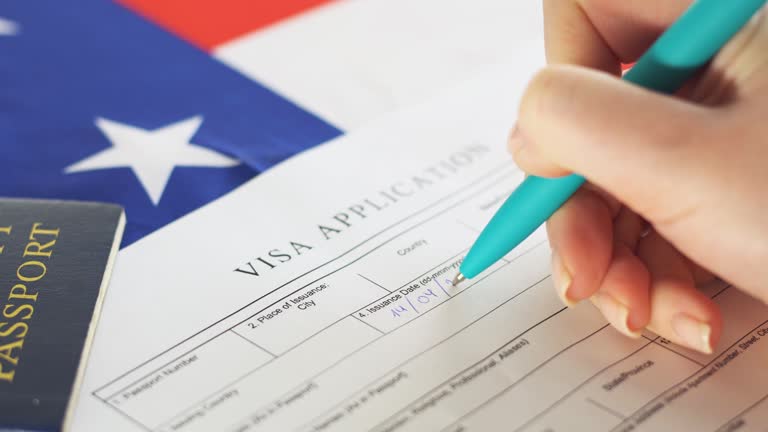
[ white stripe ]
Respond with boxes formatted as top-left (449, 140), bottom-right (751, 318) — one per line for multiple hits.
top-left (214, 0), bottom-right (543, 129)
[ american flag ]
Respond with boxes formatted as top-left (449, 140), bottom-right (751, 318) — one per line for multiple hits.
top-left (1, 0), bottom-right (543, 247)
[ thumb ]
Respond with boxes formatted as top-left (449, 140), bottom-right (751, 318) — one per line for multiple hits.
top-left (513, 64), bottom-right (721, 226)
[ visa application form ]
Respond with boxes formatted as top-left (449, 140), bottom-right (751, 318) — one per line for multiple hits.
top-left (72, 52), bottom-right (768, 432)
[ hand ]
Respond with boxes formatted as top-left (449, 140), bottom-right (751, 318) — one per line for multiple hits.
top-left (510, 0), bottom-right (768, 353)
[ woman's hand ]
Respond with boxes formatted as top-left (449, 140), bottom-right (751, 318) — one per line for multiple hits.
top-left (510, 0), bottom-right (768, 353)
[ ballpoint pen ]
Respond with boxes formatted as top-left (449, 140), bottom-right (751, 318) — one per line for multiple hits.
top-left (453, 0), bottom-right (767, 286)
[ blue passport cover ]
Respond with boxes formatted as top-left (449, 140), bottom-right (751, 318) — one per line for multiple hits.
top-left (0, 199), bottom-right (125, 431)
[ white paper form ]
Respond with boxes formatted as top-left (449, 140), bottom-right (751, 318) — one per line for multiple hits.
top-left (72, 54), bottom-right (768, 432)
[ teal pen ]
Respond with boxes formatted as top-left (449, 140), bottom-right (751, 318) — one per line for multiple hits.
top-left (454, 0), bottom-right (767, 285)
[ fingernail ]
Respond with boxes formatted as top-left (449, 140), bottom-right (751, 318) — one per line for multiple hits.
top-left (508, 125), bottom-right (525, 155)
top-left (591, 293), bottom-right (642, 338)
top-left (671, 314), bottom-right (713, 354)
top-left (551, 251), bottom-right (575, 307)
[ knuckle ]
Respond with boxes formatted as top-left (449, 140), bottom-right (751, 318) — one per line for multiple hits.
top-left (520, 68), bottom-right (558, 123)
top-left (519, 66), bottom-right (581, 129)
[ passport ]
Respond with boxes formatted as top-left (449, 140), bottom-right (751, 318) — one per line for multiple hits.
top-left (0, 199), bottom-right (125, 431)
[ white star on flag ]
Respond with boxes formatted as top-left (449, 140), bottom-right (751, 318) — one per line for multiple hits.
top-left (65, 116), bottom-right (240, 205)
top-left (0, 17), bottom-right (19, 36)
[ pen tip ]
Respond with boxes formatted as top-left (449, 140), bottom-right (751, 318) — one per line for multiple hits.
top-left (451, 273), bottom-right (466, 287)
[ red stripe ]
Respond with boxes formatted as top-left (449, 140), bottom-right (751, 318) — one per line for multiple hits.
top-left (117, 0), bottom-right (334, 51)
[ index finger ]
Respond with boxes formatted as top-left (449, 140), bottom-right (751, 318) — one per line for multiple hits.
top-left (543, 0), bottom-right (693, 71)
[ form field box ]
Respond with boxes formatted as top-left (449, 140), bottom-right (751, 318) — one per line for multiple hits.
top-left (157, 317), bottom-right (382, 432)
top-left (233, 271), bottom-right (384, 354)
top-left (351, 216), bottom-right (475, 292)
top-left (99, 331), bottom-right (273, 429)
